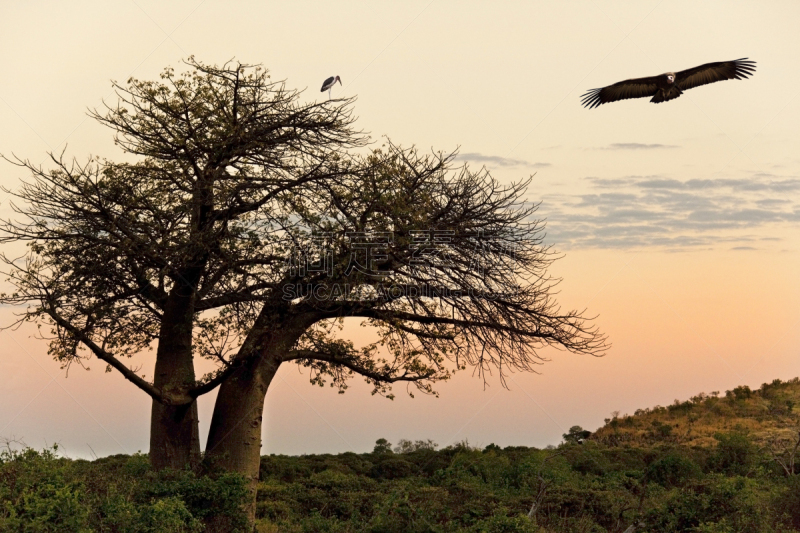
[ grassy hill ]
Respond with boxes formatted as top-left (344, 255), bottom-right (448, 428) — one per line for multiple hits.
top-left (1, 378), bottom-right (799, 532)
top-left (591, 377), bottom-right (800, 449)
top-left (252, 377), bottom-right (800, 532)
top-left (249, 380), bottom-right (800, 532)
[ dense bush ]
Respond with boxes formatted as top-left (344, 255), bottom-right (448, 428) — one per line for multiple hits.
top-left (4, 377), bottom-right (800, 531)
top-left (0, 444), bottom-right (249, 532)
top-left (2, 437), bottom-right (798, 532)
top-left (646, 451), bottom-right (701, 488)
top-left (250, 435), bottom-right (799, 532)
top-left (706, 431), bottom-right (757, 476)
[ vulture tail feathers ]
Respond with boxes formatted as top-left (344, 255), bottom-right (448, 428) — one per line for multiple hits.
top-left (651, 87), bottom-right (683, 104)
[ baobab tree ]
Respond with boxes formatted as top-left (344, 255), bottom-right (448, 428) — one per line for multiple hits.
top-left (0, 58), bottom-right (606, 524)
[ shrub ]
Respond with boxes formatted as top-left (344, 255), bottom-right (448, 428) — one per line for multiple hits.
top-left (650, 420), bottom-right (673, 439)
top-left (646, 452), bottom-right (701, 488)
top-left (372, 439), bottom-right (393, 454)
top-left (0, 444), bottom-right (249, 532)
top-left (707, 432), bottom-right (756, 476)
top-left (563, 426), bottom-right (591, 444)
top-left (393, 439), bottom-right (438, 454)
top-left (136, 497), bottom-right (204, 533)
top-left (369, 458), bottom-right (416, 480)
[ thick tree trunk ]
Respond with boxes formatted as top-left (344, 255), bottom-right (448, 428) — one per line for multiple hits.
top-left (202, 312), bottom-right (312, 530)
top-left (150, 400), bottom-right (201, 470)
top-left (149, 293), bottom-right (201, 470)
top-left (204, 352), bottom-right (281, 528)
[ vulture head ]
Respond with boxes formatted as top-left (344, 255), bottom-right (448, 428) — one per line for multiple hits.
top-left (666, 73), bottom-right (675, 84)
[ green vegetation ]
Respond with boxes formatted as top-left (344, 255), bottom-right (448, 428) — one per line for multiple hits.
top-left (0, 446), bottom-right (250, 532)
top-left (592, 377), bottom-right (800, 450)
top-left (2, 378), bottom-right (799, 531)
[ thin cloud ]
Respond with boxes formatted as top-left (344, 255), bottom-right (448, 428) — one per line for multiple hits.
top-left (588, 176), bottom-right (661, 188)
top-left (455, 152), bottom-right (550, 168)
top-left (540, 173), bottom-right (800, 250)
top-left (637, 177), bottom-right (800, 192)
top-left (603, 143), bottom-right (679, 150)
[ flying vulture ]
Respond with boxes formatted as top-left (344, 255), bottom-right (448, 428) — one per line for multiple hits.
top-left (581, 58), bottom-right (756, 108)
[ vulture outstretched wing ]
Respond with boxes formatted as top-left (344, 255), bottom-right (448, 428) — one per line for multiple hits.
top-left (675, 58), bottom-right (756, 90)
top-left (581, 76), bottom-right (660, 109)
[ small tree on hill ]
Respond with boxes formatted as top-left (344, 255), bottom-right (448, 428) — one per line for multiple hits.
top-left (563, 426), bottom-right (591, 444)
top-left (372, 439), bottom-right (393, 454)
top-left (394, 439), bottom-right (438, 454)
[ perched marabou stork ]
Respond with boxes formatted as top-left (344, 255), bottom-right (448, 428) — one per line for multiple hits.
top-left (321, 75), bottom-right (342, 99)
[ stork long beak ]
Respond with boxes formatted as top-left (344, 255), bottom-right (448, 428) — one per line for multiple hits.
top-left (338, 77), bottom-right (342, 85)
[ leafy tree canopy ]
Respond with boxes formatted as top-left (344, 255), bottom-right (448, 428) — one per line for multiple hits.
top-left (0, 57), bottom-right (605, 406)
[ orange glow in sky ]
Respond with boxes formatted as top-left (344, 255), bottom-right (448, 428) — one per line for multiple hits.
top-left (1, 1), bottom-right (798, 458)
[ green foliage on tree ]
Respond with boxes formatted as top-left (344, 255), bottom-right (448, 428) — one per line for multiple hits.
top-left (393, 439), bottom-right (438, 454)
top-left (707, 430), bottom-right (757, 476)
top-left (562, 425), bottom-right (591, 444)
top-left (372, 439), bottom-right (393, 454)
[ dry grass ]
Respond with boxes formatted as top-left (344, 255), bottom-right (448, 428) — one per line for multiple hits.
top-left (591, 377), bottom-right (800, 448)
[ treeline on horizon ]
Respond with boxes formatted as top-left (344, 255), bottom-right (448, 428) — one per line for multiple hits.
top-left (2, 377), bottom-right (799, 532)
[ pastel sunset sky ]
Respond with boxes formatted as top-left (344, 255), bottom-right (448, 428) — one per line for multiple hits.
top-left (1, 1), bottom-right (798, 458)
